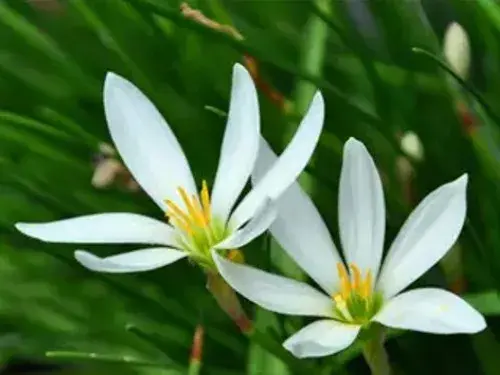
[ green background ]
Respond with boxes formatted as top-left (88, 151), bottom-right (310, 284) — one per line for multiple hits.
top-left (0, 0), bottom-right (500, 374)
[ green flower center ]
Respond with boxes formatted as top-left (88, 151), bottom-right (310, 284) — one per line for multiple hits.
top-left (332, 262), bottom-right (384, 325)
top-left (165, 181), bottom-right (233, 269)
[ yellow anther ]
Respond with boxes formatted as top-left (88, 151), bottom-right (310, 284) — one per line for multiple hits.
top-left (350, 263), bottom-right (362, 291)
top-left (201, 180), bottom-right (211, 223)
top-left (166, 200), bottom-right (193, 230)
top-left (227, 249), bottom-right (245, 264)
top-left (336, 262), bottom-right (351, 299)
top-left (177, 187), bottom-right (205, 227)
top-left (168, 216), bottom-right (192, 235)
top-left (360, 270), bottom-right (373, 298)
top-left (191, 194), bottom-right (208, 226)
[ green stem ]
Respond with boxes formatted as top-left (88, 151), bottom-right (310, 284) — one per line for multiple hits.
top-left (362, 329), bottom-right (392, 375)
top-left (188, 325), bottom-right (204, 375)
top-left (188, 361), bottom-right (201, 375)
top-left (207, 274), bottom-right (314, 373)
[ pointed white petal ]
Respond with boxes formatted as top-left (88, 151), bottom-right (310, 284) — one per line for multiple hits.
top-left (283, 320), bottom-right (361, 358)
top-left (338, 138), bottom-right (385, 278)
top-left (74, 248), bottom-right (187, 273)
top-left (377, 175), bottom-right (468, 298)
top-left (229, 92), bottom-right (325, 229)
top-left (252, 139), bottom-right (342, 295)
top-left (104, 72), bottom-right (197, 210)
top-left (211, 64), bottom-right (260, 223)
top-left (374, 288), bottom-right (486, 334)
top-left (214, 200), bottom-right (276, 249)
top-left (212, 250), bottom-right (333, 317)
top-left (16, 213), bottom-right (176, 246)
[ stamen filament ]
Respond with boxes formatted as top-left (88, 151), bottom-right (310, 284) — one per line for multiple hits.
top-left (191, 194), bottom-right (208, 226)
top-left (350, 263), bottom-right (362, 290)
top-left (334, 294), bottom-right (353, 321)
top-left (178, 187), bottom-right (204, 227)
top-left (201, 180), bottom-right (211, 223)
top-left (166, 200), bottom-right (194, 232)
top-left (360, 270), bottom-right (373, 298)
top-left (169, 216), bottom-right (192, 235)
top-left (337, 262), bottom-right (351, 299)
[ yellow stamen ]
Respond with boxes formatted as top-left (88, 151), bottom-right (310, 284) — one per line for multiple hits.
top-left (201, 180), bottom-right (211, 223)
top-left (178, 187), bottom-right (205, 227)
top-left (333, 294), bottom-right (345, 307)
top-left (336, 262), bottom-right (351, 299)
top-left (191, 194), bottom-right (208, 226)
top-left (168, 216), bottom-right (192, 235)
top-left (350, 263), bottom-right (362, 290)
top-left (360, 270), bottom-right (373, 298)
top-left (166, 200), bottom-right (194, 230)
top-left (227, 249), bottom-right (245, 264)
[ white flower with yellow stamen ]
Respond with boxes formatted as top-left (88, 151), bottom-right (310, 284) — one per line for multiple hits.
top-left (15, 63), bottom-right (325, 273)
top-left (213, 138), bottom-right (486, 358)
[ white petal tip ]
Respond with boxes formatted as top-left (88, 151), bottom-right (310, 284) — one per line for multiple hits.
top-left (104, 71), bottom-right (121, 84)
top-left (233, 62), bottom-right (247, 73)
top-left (232, 63), bottom-right (252, 82)
top-left (104, 72), bottom-right (131, 94)
top-left (282, 341), bottom-right (312, 359)
top-left (282, 338), bottom-right (333, 359)
top-left (456, 173), bottom-right (469, 186)
top-left (15, 222), bottom-right (47, 241)
top-left (345, 137), bottom-right (365, 149)
top-left (74, 250), bottom-right (102, 271)
top-left (461, 309), bottom-right (487, 334)
top-left (311, 91), bottom-right (324, 107)
top-left (15, 222), bottom-right (27, 233)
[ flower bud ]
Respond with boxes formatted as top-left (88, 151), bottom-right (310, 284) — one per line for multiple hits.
top-left (400, 131), bottom-right (424, 161)
top-left (443, 22), bottom-right (471, 80)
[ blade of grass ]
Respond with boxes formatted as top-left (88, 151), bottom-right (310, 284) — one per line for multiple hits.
top-left (412, 47), bottom-right (500, 125)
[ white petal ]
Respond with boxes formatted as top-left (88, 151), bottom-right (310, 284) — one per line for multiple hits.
top-left (374, 288), bottom-right (486, 334)
top-left (214, 200), bottom-right (276, 249)
top-left (283, 320), bottom-right (360, 358)
top-left (377, 174), bottom-right (468, 298)
top-left (16, 213), bottom-right (176, 246)
top-left (211, 64), bottom-right (260, 223)
top-left (229, 92), bottom-right (325, 229)
top-left (252, 139), bottom-right (342, 295)
top-left (338, 138), bottom-right (385, 278)
top-left (74, 248), bottom-right (187, 273)
top-left (212, 250), bottom-right (333, 317)
top-left (104, 72), bottom-right (197, 210)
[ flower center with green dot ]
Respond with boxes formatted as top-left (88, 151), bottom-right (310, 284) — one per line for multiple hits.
top-left (332, 263), bottom-right (383, 325)
top-left (164, 180), bottom-right (240, 269)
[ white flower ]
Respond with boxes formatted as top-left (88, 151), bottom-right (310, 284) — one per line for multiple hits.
top-left (213, 137), bottom-right (486, 358)
top-left (16, 64), bottom-right (325, 273)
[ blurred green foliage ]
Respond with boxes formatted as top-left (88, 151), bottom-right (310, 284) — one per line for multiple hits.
top-left (1, 0), bottom-right (500, 374)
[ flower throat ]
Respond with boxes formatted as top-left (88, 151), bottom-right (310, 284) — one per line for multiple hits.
top-left (165, 180), bottom-right (226, 257)
top-left (332, 262), bottom-right (383, 325)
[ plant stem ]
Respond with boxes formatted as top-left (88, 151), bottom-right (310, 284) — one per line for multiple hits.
top-left (188, 325), bottom-right (204, 375)
top-left (362, 329), bottom-right (392, 375)
top-left (206, 272), bottom-right (253, 333)
top-left (207, 273), bottom-right (314, 373)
